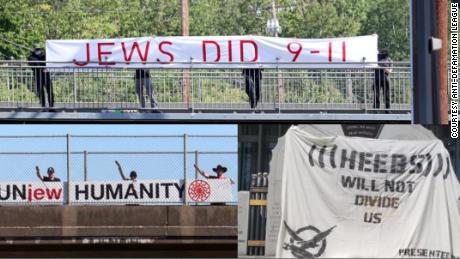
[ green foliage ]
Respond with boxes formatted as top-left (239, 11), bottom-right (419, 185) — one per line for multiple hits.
top-left (0, 0), bottom-right (411, 105)
top-left (0, 0), bottom-right (410, 60)
top-left (360, 0), bottom-right (410, 60)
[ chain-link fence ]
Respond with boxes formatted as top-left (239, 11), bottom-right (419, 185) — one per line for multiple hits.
top-left (0, 61), bottom-right (411, 112)
top-left (0, 134), bottom-right (237, 205)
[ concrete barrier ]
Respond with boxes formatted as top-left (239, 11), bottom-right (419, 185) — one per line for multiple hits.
top-left (0, 205), bottom-right (237, 239)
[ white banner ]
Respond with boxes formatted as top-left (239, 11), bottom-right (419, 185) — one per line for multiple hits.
top-left (0, 182), bottom-right (63, 204)
top-left (274, 127), bottom-right (460, 258)
top-left (70, 179), bottom-right (232, 204)
top-left (46, 35), bottom-right (378, 68)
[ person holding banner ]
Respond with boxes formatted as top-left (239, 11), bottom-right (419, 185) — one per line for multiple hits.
top-left (373, 49), bottom-right (393, 111)
top-left (242, 68), bottom-right (263, 109)
top-left (194, 163), bottom-right (235, 184)
top-left (134, 68), bottom-right (157, 110)
top-left (28, 43), bottom-right (54, 109)
top-left (115, 160), bottom-right (138, 181)
top-left (35, 166), bottom-right (61, 182)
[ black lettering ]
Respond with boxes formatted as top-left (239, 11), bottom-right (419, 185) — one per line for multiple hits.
top-left (161, 183), bottom-right (174, 198)
top-left (90, 184), bottom-right (104, 200)
top-left (423, 153), bottom-right (432, 176)
top-left (371, 179), bottom-right (379, 191)
top-left (106, 184), bottom-right (122, 199)
top-left (0, 185), bottom-right (10, 200)
top-left (358, 152), bottom-right (373, 172)
top-left (407, 181), bottom-right (415, 193)
top-left (391, 154), bottom-right (407, 173)
top-left (318, 145), bottom-right (326, 168)
top-left (124, 184), bottom-right (139, 199)
top-left (308, 145), bottom-right (317, 166)
top-left (355, 195), bottom-right (364, 205)
top-left (433, 154), bottom-right (443, 177)
top-left (340, 149), bottom-right (357, 169)
top-left (396, 181), bottom-right (405, 192)
top-left (174, 182), bottom-right (185, 198)
top-left (443, 156), bottom-right (451, 179)
top-left (409, 155), bottom-right (424, 174)
top-left (373, 154), bottom-right (387, 173)
top-left (140, 183), bottom-right (154, 199)
top-left (155, 183), bottom-right (160, 198)
top-left (385, 180), bottom-right (395, 192)
top-left (75, 184), bottom-right (89, 200)
top-left (341, 176), bottom-right (357, 188)
top-left (12, 184), bottom-right (26, 200)
top-left (364, 212), bottom-right (381, 224)
top-left (330, 145), bottom-right (337, 168)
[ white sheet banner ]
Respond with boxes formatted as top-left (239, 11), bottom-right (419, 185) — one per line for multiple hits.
top-left (69, 179), bottom-right (232, 204)
top-left (46, 35), bottom-right (378, 68)
top-left (0, 182), bottom-right (63, 204)
top-left (275, 127), bottom-right (460, 258)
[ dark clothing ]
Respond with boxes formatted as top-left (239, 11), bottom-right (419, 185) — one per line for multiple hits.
top-left (242, 69), bottom-right (263, 109)
top-left (373, 56), bottom-right (392, 109)
top-left (134, 69), bottom-right (156, 108)
top-left (135, 68), bottom-right (151, 79)
top-left (43, 176), bottom-right (61, 182)
top-left (28, 50), bottom-right (54, 108)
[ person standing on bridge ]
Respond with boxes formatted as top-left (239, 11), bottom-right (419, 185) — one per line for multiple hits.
top-left (35, 166), bottom-right (61, 182)
top-left (194, 163), bottom-right (235, 184)
top-left (28, 43), bottom-right (54, 109)
top-left (242, 68), bottom-right (263, 109)
top-left (134, 68), bottom-right (157, 110)
top-left (373, 49), bottom-right (393, 111)
top-left (115, 160), bottom-right (138, 182)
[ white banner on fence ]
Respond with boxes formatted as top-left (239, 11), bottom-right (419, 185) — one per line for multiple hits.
top-left (274, 127), bottom-right (460, 258)
top-left (46, 35), bottom-right (378, 68)
top-left (69, 179), bottom-right (232, 204)
top-left (0, 182), bottom-right (63, 204)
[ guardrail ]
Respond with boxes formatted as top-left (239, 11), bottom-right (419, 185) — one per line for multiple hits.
top-left (0, 61), bottom-right (411, 113)
top-left (0, 134), bottom-right (238, 205)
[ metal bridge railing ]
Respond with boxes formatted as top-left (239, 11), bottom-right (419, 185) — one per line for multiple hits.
top-left (0, 61), bottom-right (411, 112)
top-left (0, 134), bottom-right (238, 205)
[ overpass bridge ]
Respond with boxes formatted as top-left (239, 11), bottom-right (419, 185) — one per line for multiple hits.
top-left (0, 61), bottom-right (411, 123)
top-left (0, 205), bottom-right (237, 257)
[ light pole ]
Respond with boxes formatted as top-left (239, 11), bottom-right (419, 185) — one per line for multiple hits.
top-left (266, 0), bottom-right (283, 108)
top-left (266, 0), bottom-right (281, 37)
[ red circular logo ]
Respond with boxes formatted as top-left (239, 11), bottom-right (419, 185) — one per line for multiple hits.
top-left (188, 180), bottom-right (211, 202)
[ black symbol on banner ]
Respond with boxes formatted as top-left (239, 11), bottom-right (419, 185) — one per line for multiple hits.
top-left (283, 221), bottom-right (336, 258)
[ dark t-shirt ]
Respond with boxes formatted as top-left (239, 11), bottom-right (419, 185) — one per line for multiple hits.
top-left (43, 176), bottom-right (61, 182)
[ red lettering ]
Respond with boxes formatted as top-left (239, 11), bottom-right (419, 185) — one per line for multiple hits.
top-left (228, 40), bottom-right (233, 62)
top-left (34, 188), bottom-right (45, 200)
top-left (342, 41), bottom-right (346, 62)
top-left (73, 43), bottom-right (90, 67)
top-left (97, 42), bottom-right (116, 66)
top-left (157, 41), bottom-right (174, 63)
top-left (328, 42), bottom-right (332, 62)
top-left (240, 40), bottom-right (258, 62)
top-left (287, 42), bottom-right (302, 62)
top-left (202, 40), bottom-right (221, 62)
top-left (46, 188), bottom-right (63, 200)
top-left (121, 41), bottom-right (150, 64)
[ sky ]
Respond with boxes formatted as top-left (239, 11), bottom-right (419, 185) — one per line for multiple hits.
top-left (0, 124), bottom-right (238, 201)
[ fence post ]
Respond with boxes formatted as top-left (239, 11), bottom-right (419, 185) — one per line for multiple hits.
top-left (183, 134), bottom-right (188, 205)
top-left (73, 71), bottom-right (77, 105)
top-left (66, 134), bottom-right (71, 205)
top-left (194, 150), bottom-right (198, 180)
top-left (83, 150), bottom-right (88, 181)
